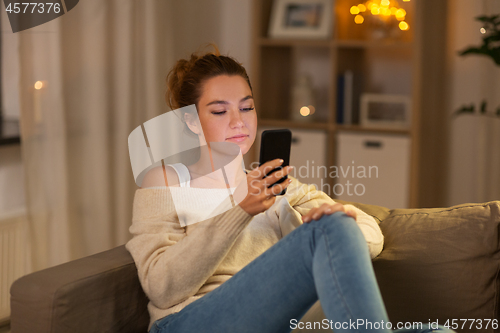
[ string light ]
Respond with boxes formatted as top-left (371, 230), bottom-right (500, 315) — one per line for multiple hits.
top-left (349, 0), bottom-right (410, 31)
top-left (355, 14), bottom-right (365, 24)
top-left (395, 8), bottom-right (406, 20)
top-left (34, 81), bottom-right (43, 90)
top-left (300, 106), bottom-right (311, 117)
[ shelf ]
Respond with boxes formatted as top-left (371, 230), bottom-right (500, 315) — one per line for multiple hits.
top-left (259, 119), bottom-right (330, 131)
top-left (253, 0), bottom-right (426, 207)
top-left (258, 37), bottom-right (332, 48)
top-left (335, 39), bottom-right (413, 49)
top-left (335, 124), bottom-right (410, 135)
top-left (0, 119), bottom-right (21, 146)
top-left (258, 37), bottom-right (412, 50)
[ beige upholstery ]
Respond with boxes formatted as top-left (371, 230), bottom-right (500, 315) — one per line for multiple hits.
top-left (10, 245), bottom-right (149, 333)
top-left (10, 200), bottom-right (500, 333)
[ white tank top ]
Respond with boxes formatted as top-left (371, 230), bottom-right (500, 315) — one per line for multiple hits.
top-left (167, 163), bottom-right (191, 187)
top-left (161, 163), bottom-right (241, 227)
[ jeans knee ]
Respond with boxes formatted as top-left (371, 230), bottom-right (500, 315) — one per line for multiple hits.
top-left (302, 211), bottom-right (364, 245)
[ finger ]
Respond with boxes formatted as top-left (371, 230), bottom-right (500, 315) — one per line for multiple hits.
top-left (247, 160), bottom-right (282, 180)
top-left (262, 166), bottom-right (293, 187)
top-left (265, 178), bottom-right (292, 197)
top-left (304, 203), bottom-right (343, 223)
top-left (259, 159), bottom-right (286, 179)
top-left (324, 203), bottom-right (345, 214)
top-left (302, 207), bottom-right (319, 223)
top-left (344, 207), bottom-right (358, 220)
top-left (312, 203), bottom-right (334, 219)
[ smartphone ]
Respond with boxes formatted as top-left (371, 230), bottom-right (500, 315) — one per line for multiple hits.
top-left (259, 129), bottom-right (292, 195)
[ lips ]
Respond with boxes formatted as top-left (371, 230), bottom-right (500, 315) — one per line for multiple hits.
top-left (226, 134), bottom-right (249, 142)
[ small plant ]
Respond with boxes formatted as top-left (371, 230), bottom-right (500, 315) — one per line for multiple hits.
top-left (453, 14), bottom-right (500, 119)
top-left (459, 15), bottom-right (500, 65)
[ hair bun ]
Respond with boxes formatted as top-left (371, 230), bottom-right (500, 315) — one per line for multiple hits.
top-left (165, 43), bottom-right (250, 111)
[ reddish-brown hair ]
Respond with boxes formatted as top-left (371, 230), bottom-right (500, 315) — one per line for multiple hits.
top-left (165, 44), bottom-right (253, 110)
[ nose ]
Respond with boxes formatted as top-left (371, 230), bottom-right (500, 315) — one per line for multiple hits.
top-left (229, 109), bottom-right (245, 129)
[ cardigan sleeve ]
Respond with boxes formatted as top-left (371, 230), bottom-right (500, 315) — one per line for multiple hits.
top-left (125, 188), bottom-right (253, 309)
top-left (285, 177), bottom-right (384, 259)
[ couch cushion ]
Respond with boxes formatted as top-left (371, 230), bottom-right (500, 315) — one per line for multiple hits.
top-left (10, 245), bottom-right (149, 333)
top-left (372, 201), bottom-right (500, 332)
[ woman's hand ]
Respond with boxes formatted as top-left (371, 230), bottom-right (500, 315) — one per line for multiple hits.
top-left (238, 159), bottom-right (293, 216)
top-left (302, 203), bottom-right (357, 223)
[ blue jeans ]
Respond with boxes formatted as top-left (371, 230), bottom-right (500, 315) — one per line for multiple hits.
top-left (150, 212), bottom-right (453, 333)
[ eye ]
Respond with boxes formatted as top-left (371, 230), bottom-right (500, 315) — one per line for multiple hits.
top-left (240, 107), bottom-right (255, 112)
top-left (211, 110), bottom-right (226, 115)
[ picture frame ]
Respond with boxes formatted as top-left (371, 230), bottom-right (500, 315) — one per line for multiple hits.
top-left (268, 0), bottom-right (333, 39)
top-left (360, 93), bottom-right (411, 129)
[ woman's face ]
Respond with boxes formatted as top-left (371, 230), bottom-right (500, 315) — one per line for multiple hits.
top-left (193, 75), bottom-right (257, 155)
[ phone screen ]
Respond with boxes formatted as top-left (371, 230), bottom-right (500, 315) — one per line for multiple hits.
top-left (259, 129), bottom-right (292, 195)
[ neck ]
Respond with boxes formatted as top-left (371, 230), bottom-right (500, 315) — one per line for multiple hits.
top-left (189, 143), bottom-right (245, 187)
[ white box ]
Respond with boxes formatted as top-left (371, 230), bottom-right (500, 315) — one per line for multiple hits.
top-left (336, 132), bottom-right (411, 208)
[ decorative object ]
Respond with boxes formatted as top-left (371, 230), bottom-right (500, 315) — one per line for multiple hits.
top-left (348, 0), bottom-right (411, 40)
top-left (360, 93), bottom-right (411, 129)
top-left (268, 0), bottom-right (333, 39)
top-left (291, 74), bottom-right (316, 122)
top-left (453, 14), bottom-right (500, 119)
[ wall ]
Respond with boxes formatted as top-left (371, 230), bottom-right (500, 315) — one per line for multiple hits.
top-left (446, 0), bottom-right (500, 206)
top-left (171, 0), bottom-right (252, 74)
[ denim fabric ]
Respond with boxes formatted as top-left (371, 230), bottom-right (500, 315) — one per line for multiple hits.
top-left (150, 212), bottom-right (454, 333)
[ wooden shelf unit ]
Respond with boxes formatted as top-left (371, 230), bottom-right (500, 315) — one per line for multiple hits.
top-left (249, 0), bottom-right (431, 208)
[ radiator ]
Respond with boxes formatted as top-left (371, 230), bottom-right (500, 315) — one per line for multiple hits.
top-left (0, 209), bottom-right (29, 321)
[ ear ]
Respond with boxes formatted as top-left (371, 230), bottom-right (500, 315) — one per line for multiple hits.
top-left (184, 112), bottom-right (201, 135)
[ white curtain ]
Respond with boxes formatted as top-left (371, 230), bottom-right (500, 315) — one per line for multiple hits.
top-left (18, 0), bottom-right (174, 271)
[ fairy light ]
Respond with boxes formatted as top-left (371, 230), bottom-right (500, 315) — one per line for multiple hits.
top-left (381, 7), bottom-right (391, 16)
top-left (349, 0), bottom-right (410, 32)
top-left (300, 106), bottom-right (311, 117)
top-left (34, 81), bottom-right (43, 90)
top-left (480, 27), bottom-right (486, 34)
top-left (395, 8), bottom-right (406, 20)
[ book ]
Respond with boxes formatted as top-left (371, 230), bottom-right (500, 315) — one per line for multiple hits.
top-left (337, 70), bottom-right (363, 125)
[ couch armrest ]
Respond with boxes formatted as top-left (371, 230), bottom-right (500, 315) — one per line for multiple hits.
top-left (10, 245), bottom-right (149, 333)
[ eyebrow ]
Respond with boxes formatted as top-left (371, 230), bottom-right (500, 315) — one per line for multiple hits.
top-left (206, 95), bottom-right (254, 107)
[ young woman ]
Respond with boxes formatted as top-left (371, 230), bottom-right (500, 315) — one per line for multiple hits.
top-left (126, 46), bottom-right (452, 333)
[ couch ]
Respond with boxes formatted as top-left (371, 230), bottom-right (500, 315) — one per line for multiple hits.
top-left (10, 200), bottom-right (500, 333)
